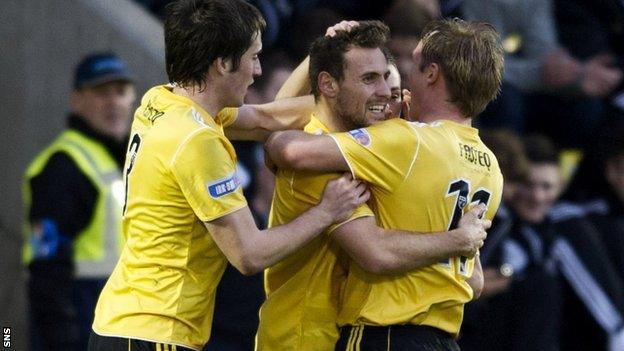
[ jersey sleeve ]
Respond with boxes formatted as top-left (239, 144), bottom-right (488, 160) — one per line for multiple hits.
top-left (171, 130), bottom-right (247, 221)
top-left (327, 203), bottom-right (374, 234)
top-left (215, 107), bottom-right (239, 128)
top-left (328, 120), bottom-right (419, 192)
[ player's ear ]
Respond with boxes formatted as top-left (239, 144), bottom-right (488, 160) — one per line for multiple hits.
top-left (424, 62), bottom-right (440, 85)
top-left (214, 57), bottom-right (233, 76)
top-left (318, 71), bottom-right (338, 98)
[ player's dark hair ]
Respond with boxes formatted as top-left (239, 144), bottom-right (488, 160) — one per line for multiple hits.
top-left (309, 21), bottom-right (390, 101)
top-left (382, 46), bottom-right (397, 67)
top-left (164, 0), bottom-right (266, 91)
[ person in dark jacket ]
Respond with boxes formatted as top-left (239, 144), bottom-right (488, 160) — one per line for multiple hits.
top-left (23, 52), bottom-right (135, 351)
top-left (462, 133), bottom-right (624, 351)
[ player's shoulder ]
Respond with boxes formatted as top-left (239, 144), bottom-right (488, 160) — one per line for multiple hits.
top-left (355, 118), bottom-right (416, 139)
top-left (399, 119), bottom-right (452, 141)
top-left (139, 86), bottom-right (223, 137)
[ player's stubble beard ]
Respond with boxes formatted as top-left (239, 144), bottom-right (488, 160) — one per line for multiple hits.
top-left (336, 91), bottom-right (370, 132)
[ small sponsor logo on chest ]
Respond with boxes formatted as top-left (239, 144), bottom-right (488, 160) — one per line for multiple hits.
top-left (348, 128), bottom-right (371, 146)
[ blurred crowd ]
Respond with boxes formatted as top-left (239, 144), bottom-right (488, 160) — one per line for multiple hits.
top-left (58, 0), bottom-right (624, 350)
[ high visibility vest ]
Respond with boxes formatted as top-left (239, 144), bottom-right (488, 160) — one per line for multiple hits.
top-left (23, 129), bottom-right (124, 278)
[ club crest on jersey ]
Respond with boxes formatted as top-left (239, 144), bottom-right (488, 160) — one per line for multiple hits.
top-left (458, 195), bottom-right (468, 209)
top-left (207, 173), bottom-right (240, 198)
top-left (348, 128), bottom-right (371, 147)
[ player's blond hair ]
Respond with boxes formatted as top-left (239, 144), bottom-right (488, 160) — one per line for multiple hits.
top-left (419, 19), bottom-right (504, 118)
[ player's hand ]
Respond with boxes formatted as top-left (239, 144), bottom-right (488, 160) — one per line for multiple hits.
top-left (455, 204), bottom-right (491, 257)
top-left (325, 20), bottom-right (359, 37)
top-left (401, 89), bottom-right (411, 120)
top-left (317, 173), bottom-right (370, 223)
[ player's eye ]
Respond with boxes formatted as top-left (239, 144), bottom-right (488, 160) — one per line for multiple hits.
top-left (363, 75), bottom-right (375, 84)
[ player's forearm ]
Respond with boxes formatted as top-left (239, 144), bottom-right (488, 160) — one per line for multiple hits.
top-left (254, 95), bottom-right (313, 132)
top-left (245, 206), bottom-right (334, 273)
top-left (225, 96), bottom-right (313, 141)
top-left (224, 128), bottom-right (271, 141)
top-left (265, 131), bottom-right (349, 171)
top-left (275, 56), bottom-right (311, 100)
top-left (467, 256), bottom-right (484, 299)
top-left (265, 130), bottom-right (303, 168)
top-left (366, 229), bottom-right (467, 274)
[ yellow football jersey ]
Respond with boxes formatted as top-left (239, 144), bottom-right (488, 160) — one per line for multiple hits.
top-left (329, 118), bottom-right (503, 336)
top-left (256, 116), bottom-right (374, 351)
top-left (92, 85), bottom-right (246, 350)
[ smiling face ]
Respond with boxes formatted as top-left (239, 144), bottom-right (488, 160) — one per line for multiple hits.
top-left (334, 46), bottom-right (391, 130)
top-left (224, 31), bottom-right (263, 107)
top-left (514, 163), bottom-right (563, 223)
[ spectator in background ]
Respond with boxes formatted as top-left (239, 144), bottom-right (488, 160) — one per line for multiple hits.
top-left (562, 119), bottom-right (624, 281)
top-left (458, 130), bottom-right (560, 351)
top-left (529, 0), bottom-right (624, 147)
top-left (23, 53), bottom-right (134, 351)
top-left (465, 129), bottom-right (529, 301)
top-left (525, 0), bottom-right (624, 148)
top-left (557, 119), bottom-right (624, 350)
top-left (384, 0), bottom-right (438, 83)
top-left (461, 0), bottom-right (623, 147)
top-left (461, 133), bottom-right (624, 351)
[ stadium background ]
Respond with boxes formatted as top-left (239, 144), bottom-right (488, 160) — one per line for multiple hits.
top-left (1, 1), bottom-right (623, 350)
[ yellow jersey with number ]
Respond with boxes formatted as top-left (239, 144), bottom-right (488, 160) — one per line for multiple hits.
top-left (329, 118), bottom-right (503, 336)
top-left (92, 85), bottom-right (245, 350)
top-left (256, 116), bottom-right (374, 351)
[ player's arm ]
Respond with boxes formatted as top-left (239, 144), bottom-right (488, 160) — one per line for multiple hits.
top-left (206, 174), bottom-right (369, 275)
top-left (265, 131), bottom-right (349, 172)
top-left (332, 205), bottom-right (490, 274)
top-left (467, 256), bottom-right (484, 299)
top-left (275, 56), bottom-right (311, 100)
top-left (224, 96), bottom-right (315, 141)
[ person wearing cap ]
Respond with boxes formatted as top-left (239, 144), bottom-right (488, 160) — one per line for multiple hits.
top-left (22, 52), bottom-right (135, 351)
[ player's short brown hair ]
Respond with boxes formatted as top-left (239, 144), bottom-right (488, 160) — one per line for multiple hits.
top-left (309, 21), bottom-right (390, 101)
top-left (164, 0), bottom-right (266, 91)
top-left (419, 19), bottom-right (504, 118)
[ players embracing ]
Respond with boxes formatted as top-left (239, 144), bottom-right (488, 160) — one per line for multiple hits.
top-left (86, 0), bottom-right (505, 349)
top-left (262, 18), bottom-right (505, 351)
